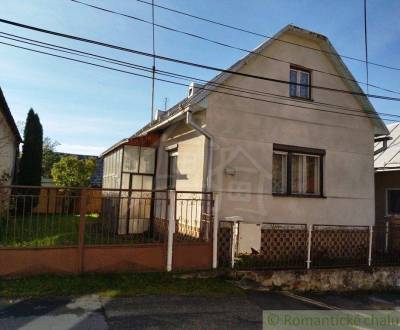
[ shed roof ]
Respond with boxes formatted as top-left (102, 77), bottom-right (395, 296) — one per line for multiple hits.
top-left (375, 122), bottom-right (400, 171)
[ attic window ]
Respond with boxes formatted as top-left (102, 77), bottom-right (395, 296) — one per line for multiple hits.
top-left (290, 67), bottom-right (311, 99)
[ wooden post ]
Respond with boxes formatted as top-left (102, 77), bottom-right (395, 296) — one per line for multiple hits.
top-left (306, 224), bottom-right (313, 269)
top-left (78, 189), bottom-right (87, 274)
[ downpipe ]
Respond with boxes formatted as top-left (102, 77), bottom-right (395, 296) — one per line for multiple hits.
top-left (185, 110), bottom-right (214, 192)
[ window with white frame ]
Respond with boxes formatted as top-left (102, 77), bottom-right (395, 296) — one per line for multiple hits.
top-left (387, 189), bottom-right (400, 216)
top-left (272, 144), bottom-right (324, 196)
top-left (290, 67), bottom-right (311, 99)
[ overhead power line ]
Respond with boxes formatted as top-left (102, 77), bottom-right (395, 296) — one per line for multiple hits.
top-left (0, 37), bottom-right (399, 124)
top-left (1, 18), bottom-right (400, 103)
top-left (70, 0), bottom-right (400, 96)
top-left (134, 0), bottom-right (400, 72)
top-left (2, 30), bottom-right (396, 119)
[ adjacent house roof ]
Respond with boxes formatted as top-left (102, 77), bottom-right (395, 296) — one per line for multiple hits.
top-left (375, 122), bottom-right (400, 171)
top-left (0, 87), bottom-right (22, 143)
top-left (134, 24), bottom-right (389, 138)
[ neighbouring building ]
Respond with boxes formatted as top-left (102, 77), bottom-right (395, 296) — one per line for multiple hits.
top-left (0, 87), bottom-right (22, 185)
top-left (374, 122), bottom-right (400, 225)
top-left (101, 25), bottom-right (388, 239)
top-left (41, 152), bottom-right (104, 187)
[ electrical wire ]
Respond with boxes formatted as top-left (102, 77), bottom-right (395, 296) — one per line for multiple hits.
top-left (70, 0), bottom-right (400, 96)
top-left (1, 18), bottom-right (400, 102)
top-left (2, 31), bottom-right (400, 121)
top-left (134, 0), bottom-right (400, 72)
top-left (0, 38), bottom-right (398, 124)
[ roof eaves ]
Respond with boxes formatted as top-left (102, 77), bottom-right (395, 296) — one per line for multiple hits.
top-left (0, 87), bottom-right (22, 143)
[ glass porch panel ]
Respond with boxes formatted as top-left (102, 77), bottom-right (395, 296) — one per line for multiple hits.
top-left (139, 147), bottom-right (156, 174)
top-left (118, 173), bottom-right (130, 234)
top-left (123, 145), bottom-right (140, 172)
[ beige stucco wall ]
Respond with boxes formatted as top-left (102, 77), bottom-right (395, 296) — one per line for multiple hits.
top-left (0, 111), bottom-right (17, 185)
top-left (155, 112), bottom-right (207, 191)
top-left (205, 30), bottom-right (375, 226)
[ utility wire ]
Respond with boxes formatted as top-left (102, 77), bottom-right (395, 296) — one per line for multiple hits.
top-left (70, 0), bottom-right (400, 96)
top-left (1, 18), bottom-right (400, 102)
top-left (2, 31), bottom-right (400, 121)
top-left (150, 0), bottom-right (156, 121)
top-left (134, 0), bottom-right (400, 72)
top-left (1, 38), bottom-right (399, 124)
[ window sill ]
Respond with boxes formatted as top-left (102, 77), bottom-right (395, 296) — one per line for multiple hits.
top-left (272, 193), bottom-right (326, 199)
top-left (289, 95), bottom-right (313, 102)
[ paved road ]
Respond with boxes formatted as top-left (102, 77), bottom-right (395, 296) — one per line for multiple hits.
top-left (1, 290), bottom-right (400, 329)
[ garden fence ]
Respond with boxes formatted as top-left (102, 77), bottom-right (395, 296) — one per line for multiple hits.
top-left (0, 186), bottom-right (214, 276)
top-left (218, 220), bottom-right (400, 270)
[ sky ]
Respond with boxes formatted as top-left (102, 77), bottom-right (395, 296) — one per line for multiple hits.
top-left (0, 0), bottom-right (400, 155)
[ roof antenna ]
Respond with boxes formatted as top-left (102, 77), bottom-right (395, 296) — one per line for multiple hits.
top-left (364, 0), bottom-right (369, 94)
top-left (150, 0), bottom-right (156, 121)
top-left (164, 97), bottom-right (168, 111)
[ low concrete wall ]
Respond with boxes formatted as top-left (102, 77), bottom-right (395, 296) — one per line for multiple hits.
top-left (233, 267), bottom-right (400, 292)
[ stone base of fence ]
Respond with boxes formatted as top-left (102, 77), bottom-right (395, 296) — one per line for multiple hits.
top-left (232, 267), bottom-right (400, 292)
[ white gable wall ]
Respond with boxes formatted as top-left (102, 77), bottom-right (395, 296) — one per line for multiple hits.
top-left (206, 30), bottom-right (375, 225)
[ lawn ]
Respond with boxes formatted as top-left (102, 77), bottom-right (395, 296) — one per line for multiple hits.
top-left (0, 213), bottom-right (161, 247)
top-left (0, 273), bottom-right (242, 298)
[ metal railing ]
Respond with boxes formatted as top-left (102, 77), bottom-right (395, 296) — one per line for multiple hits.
top-left (0, 186), bottom-right (172, 248)
top-left (174, 191), bottom-right (213, 242)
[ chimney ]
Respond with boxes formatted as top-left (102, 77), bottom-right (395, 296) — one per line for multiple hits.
top-left (153, 109), bottom-right (165, 121)
top-left (188, 82), bottom-right (203, 98)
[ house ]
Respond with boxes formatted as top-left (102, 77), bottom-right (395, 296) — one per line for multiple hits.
top-left (0, 87), bottom-right (22, 185)
top-left (101, 25), bottom-right (388, 234)
top-left (374, 122), bottom-right (400, 225)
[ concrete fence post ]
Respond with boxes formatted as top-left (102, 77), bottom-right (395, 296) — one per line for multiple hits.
top-left (231, 221), bottom-right (239, 269)
top-left (78, 189), bottom-right (87, 274)
top-left (166, 190), bottom-right (176, 272)
top-left (212, 193), bottom-right (220, 269)
top-left (306, 224), bottom-right (313, 269)
top-left (368, 225), bottom-right (373, 267)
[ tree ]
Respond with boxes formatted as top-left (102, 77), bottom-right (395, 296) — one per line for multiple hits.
top-left (42, 137), bottom-right (60, 178)
top-left (18, 109), bottom-right (43, 186)
top-left (51, 156), bottom-right (96, 187)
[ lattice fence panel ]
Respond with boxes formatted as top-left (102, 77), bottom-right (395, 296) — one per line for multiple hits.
top-left (260, 223), bottom-right (307, 269)
top-left (312, 225), bottom-right (369, 267)
top-left (218, 222), bottom-right (233, 267)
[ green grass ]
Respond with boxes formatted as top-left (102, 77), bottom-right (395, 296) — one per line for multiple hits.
top-left (0, 273), bottom-right (242, 298)
top-left (0, 214), bottom-right (159, 247)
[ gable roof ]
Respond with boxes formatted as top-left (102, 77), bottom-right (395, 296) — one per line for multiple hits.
top-left (0, 87), bottom-right (22, 143)
top-left (132, 24), bottom-right (388, 139)
top-left (375, 122), bottom-right (400, 171)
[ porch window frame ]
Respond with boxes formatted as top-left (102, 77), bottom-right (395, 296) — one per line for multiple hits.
top-left (272, 144), bottom-right (325, 198)
top-left (385, 188), bottom-right (400, 217)
top-left (167, 149), bottom-right (178, 190)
